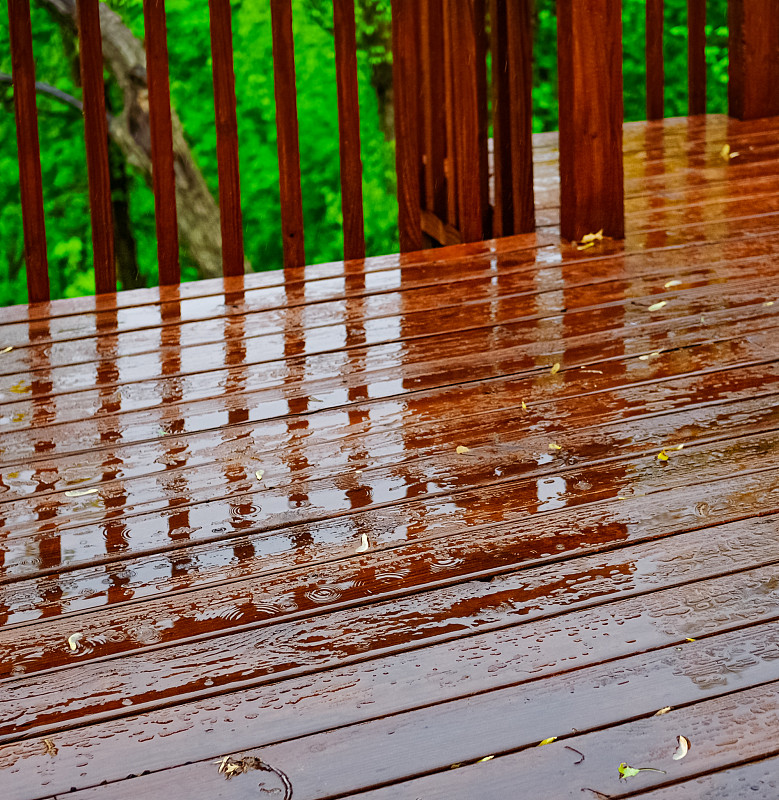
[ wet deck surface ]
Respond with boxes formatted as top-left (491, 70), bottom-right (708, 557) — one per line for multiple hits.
top-left (1, 114), bottom-right (778, 799)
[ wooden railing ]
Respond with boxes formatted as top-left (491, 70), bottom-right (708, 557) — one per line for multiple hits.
top-left (7, 0), bottom-right (779, 304)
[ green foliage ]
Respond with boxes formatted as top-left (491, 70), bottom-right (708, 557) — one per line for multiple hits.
top-left (0, 0), bottom-right (731, 306)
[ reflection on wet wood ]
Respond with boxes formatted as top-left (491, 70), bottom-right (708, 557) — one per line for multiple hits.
top-left (1, 116), bottom-right (779, 799)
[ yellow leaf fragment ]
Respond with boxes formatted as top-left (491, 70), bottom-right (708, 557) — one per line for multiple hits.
top-left (577, 241), bottom-right (595, 251)
top-left (639, 354), bottom-right (650, 361)
top-left (9, 380), bottom-right (29, 394)
top-left (455, 445), bottom-right (471, 455)
top-left (648, 300), bottom-right (667, 312)
top-left (477, 755), bottom-right (495, 763)
top-left (449, 763), bottom-right (462, 770)
top-left (65, 487), bottom-right (98, 497)
top-left (550, 362), bottom-right (561, 375)
top-left (764, 300), bottom-right (775, 307)
top-left (720, 143), bottom-right (730, 160)
top-left (672, 735), bottom-right (691, 761)
top-left (685, 637), bottom-right (696, 642)
top-left (654, 706), bottom-right (672, 716)
top-left (663, 279), bottom-right (682, 289)
top-left (580, 229), bottom-right (604, 245)
top-left (67, 633), bottom-right (83, 651)
top-left (0, 346), bottom-right (12, 354)
top-left (521, 400), bottom-right (528, 411)
top-left (538, 737), bottom-right (557, 746)
top-left (657, 450), bottom-right (670, 462)
top-left (42, 738), bottom-right (57, 757)
top-left (356, 533), bottom-right (370, 553)
top-left (255, 470), bottom-right (265, 481)
top-left (548, 443), bottom-right (562, 451)
top-left (619, 762), bottom-right (667, 780)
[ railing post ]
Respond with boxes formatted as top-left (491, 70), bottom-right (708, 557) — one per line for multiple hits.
top-left (491, 0), bottom-right (534, 237)
top-left (448, 0), bottom-right (489, 243)
top-left (7, 0), bottom-right (49, 303)
top-left (391, 0), bottom-right (423, 252)
top-left (728, 0), bottom-right (779, 120)
top-left (557, 0), bottom-right (624, 242)
top-left (209, 0), bottom-right (246, 276)
top-left (76, 0), bottom-right (116, 294)
top-left (142, 0), bottom-right (180, 285)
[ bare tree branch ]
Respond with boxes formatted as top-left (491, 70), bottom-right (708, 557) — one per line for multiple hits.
top-left (34, 0), bottom-right (250, 278)
top-left (0, 72), bottom-right (87, 114)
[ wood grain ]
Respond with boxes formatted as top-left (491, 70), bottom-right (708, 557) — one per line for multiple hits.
top-left (728, 0), bottom-right (779, 120)
top-left (557, 0), bottom-right (625, 240)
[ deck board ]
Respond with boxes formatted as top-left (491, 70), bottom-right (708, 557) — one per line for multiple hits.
top-left (1, 114), bottom-right (778, 799)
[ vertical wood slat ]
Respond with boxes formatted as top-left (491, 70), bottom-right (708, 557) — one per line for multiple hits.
top-left (448, 0), bottom-right (489, 243)
top-left (270, 0), bottom-right (306, 268)
top-left (333, 0), bottom-right (365, 261)
top-left (208, 0), bottom-right (245, 277)
top-left (391, 0), bottom-right (423, 252)
top-left (491, 0), bottom-right (534, 237)
top-left (646, 0), bottom-right (664, 120)
top-left (76, 0), bottom-right (116, 294)
top-left (557, 0), bottom-right (625, 242)
top-left (442, 0), bottom-right (457, 228)
top-left (7, 0), bottom-right (49, 303)
top-left (142, 0), bottom-right (180, 285)
top-left (419, 0), bottom-right (447, 222)
top-left (687, 0), bottom-right (706, 115)
top-left (728, 0), bottom-right (779, 121)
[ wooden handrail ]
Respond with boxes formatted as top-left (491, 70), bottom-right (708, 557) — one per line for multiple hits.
top-left (9, 1), bottom-right (779, 302)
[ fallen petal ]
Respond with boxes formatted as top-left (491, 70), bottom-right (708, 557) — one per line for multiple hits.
top-left (648, 300), bottom-right (667, 312)
top-left (356, 533), bottom-right (370, 553)
top-left (672, 735), bottom-right (691, 760)
top-left (456, 445), bottom-right (471, 454)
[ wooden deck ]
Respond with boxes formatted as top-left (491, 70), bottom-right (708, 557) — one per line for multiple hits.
top-left (1, 114), bottom-right (779, 798)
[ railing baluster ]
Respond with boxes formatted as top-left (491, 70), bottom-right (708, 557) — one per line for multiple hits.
top-left (333, 0), bottom-right (365, 262)
top-left (728, 0), bottom-right (779, 120)
top-left (391, 0), bottom-right (422, 252)
top-left (448, 0), bottom-right (489, 243)
top-left (76, 0), bottom-right (116, 294)
top-left (419, 0), bottom-right (447, 224)
top-left (208, 0), bottom-right (245, 277)
top-left (142, 0), bottom-right (180, 285)
top-left (646, 0), bottom-right (664, 120)
top-left (491, 0), bottom-right (534, 237)
top-left (7, 0), bottom-right (49, 303)
top-left (557, 0), bottom-right (624, 241)
top-left (270, 0), bottom-right (306, 268)
top-left (442, 0), bottom-right (457, 229)
top-left (687, 0), bottom-right (706, 115)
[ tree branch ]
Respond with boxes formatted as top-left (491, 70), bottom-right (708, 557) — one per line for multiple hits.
top-left (0, 71), bottom-right (97, 118)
